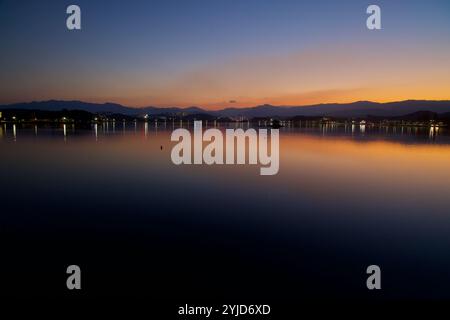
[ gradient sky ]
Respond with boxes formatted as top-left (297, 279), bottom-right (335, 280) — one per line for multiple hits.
top-left (0, 0), bottom-right (449, 108)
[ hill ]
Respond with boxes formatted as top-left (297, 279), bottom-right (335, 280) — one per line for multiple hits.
top-left (2, 100), bottom-right (450, 118)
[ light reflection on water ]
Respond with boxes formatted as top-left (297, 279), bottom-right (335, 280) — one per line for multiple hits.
top-left (2, 122), bottom-right (450, 299)
top-left (1, 122), bottom-right (449, 139)
top-left (2, 122), bottom-right (450, 216)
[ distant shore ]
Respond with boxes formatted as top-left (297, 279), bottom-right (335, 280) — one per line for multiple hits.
top-left (0, 109), bottom-right (448, 128)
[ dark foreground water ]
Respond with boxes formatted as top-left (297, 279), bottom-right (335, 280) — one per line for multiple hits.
top-left (1, 122), bottom-right (450, 302)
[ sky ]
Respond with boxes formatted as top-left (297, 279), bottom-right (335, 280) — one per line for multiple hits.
top-left (0, 0), bottom-right (449, 109)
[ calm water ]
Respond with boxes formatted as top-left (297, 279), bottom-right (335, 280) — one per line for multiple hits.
top-left (1, 122), bottom-right (450, 301)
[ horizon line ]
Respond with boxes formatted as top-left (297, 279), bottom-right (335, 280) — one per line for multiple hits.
top-left (2, 98), bottom-right (450, 111)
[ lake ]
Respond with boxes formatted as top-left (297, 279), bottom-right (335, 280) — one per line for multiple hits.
top-left (1, 122), bottom-right (450, 301)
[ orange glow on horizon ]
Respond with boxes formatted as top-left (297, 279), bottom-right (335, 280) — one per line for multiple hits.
top-left (1, 43), bottom-right (449, 109)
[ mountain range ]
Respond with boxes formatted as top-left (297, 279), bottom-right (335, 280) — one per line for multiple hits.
top-left (2, 100), bottom-right (450, 118)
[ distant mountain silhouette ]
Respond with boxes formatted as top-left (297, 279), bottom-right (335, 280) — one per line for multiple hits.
top-left (2, 99), bottom-right (450, 118)
top-left (0, 100), bottom-right (206, 116)
top-left (212, 101), bottom-right (450, 118)
top-left (0, 100), bottom-right (134, 114)
top-left (391, 110), bottom-right (438, 121)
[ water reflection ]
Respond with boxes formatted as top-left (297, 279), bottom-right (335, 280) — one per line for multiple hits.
top-left (360, 124), bottom-right (366, 134)
top-left (1, 123), bottom-right (450, 146)
top-left (2, 122), bottom-right (450, 299)
top-left (3, 123), bottom-right (450, 231)
top-left (429, 125), bottom-right (439, 138)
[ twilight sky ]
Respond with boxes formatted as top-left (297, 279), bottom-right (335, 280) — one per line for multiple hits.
top-left (0, 0), bottom-right (449, 109)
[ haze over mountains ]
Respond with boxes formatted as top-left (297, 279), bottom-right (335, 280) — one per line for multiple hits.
top-left (2, 100), bottom-right (450, 118)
